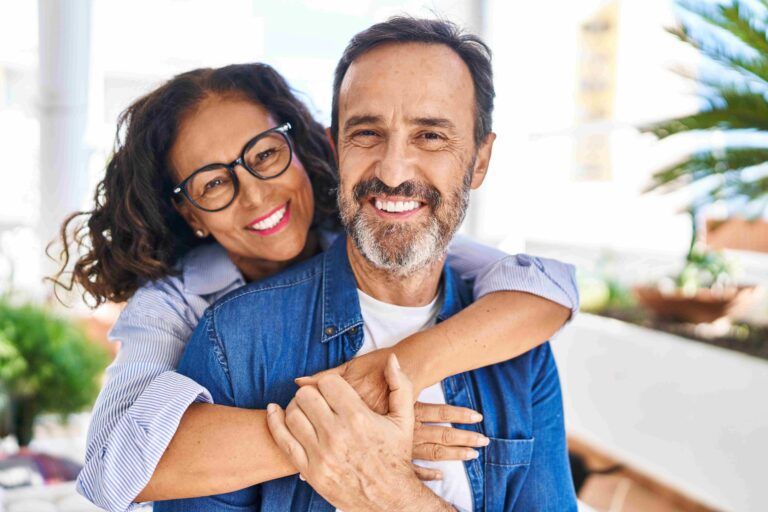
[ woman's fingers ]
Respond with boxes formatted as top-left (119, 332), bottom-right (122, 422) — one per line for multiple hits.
top-left (412, 443), bottom-right (481, 462)
top-left (414, 402), bottom-right (483, 424)
top-left (414, 424), bottom-right (489, 448)
top-left (412, 464), bottom-right (443, 481)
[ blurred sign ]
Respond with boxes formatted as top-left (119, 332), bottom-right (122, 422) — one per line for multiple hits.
top-left (573, 0), bottom-right (619, 181)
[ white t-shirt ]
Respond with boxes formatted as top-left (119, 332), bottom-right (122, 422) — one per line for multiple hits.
top-left (335, 288), bottom-right (473, 511)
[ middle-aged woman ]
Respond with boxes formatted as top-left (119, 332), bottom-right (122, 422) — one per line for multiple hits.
top-left (53, 63), bottom-right (578, 511)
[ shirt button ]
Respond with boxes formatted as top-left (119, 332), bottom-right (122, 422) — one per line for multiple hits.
top-left (324, 326), bottom-right (336, 336)
top-left (516, 254), bottom-right (532, 267)
top-left (349, 326), bottom-right (358, 334)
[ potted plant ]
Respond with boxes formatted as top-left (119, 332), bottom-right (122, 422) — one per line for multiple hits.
top-left (638, 0), bottom-right (766, 322)
top-left (0, 297), bottom-right (109, 447)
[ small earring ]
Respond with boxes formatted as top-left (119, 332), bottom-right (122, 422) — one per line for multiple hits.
top-left (195, 229), bottom-right (206, 238)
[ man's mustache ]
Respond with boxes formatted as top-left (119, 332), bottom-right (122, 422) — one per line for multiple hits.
top-left (352, 177), bottom-right (442, 209)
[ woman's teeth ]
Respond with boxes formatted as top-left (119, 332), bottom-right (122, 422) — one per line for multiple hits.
top-left (250, 205), bottom-right (287, 231)
top-left (374, 199), bottom-right (421, 213)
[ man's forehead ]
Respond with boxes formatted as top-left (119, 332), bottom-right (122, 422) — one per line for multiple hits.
top-left (339, 42), bottom-right (475, 124)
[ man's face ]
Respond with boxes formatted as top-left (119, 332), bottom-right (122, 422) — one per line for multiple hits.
top-left (336, 42), bottom-right (494, 275)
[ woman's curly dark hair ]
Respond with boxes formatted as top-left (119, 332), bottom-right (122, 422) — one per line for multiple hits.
top-left (49, 63), bottom-right (339, 307)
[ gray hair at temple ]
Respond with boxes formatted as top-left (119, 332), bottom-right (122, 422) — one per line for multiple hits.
top-left (330, 16), bottom-right (495, 147)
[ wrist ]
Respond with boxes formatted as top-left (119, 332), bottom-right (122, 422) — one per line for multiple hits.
top-left (391, 335), bottom-right (438, 396)
top-left (395, 473), bottom-right (453, 512)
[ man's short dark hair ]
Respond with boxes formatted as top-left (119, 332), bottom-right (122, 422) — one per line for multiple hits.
top-left (331, 16), bottom-right (494, 147)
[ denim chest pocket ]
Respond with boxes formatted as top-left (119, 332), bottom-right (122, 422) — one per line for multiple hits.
top-left (484, 437), bottom-right (534, 511)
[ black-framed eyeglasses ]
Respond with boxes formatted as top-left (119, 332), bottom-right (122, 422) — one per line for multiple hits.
top-left (172, 122), bottom-right (293, 212)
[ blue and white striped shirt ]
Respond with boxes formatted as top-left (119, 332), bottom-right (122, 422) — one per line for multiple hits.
top-left (76, 235), bottom-right (578, 512)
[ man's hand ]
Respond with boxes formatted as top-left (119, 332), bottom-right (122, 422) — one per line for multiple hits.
top-left (295, 349), bottom-right (488, 477)
top-left (267, 354), bottom-right (453, 512)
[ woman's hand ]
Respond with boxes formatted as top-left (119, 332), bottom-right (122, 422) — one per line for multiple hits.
top-left (296, 348), bottom-right (395, 414)
top-left (294, 350), bottom-right (488, 481)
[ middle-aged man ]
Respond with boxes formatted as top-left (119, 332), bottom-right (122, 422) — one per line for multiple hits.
top-left (156, 17), bottom-right (577, 512)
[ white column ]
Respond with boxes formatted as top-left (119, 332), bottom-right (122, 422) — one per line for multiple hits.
top-left (37, 0), bottom-right (92, 280)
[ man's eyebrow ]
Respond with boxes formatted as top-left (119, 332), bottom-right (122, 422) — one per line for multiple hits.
top-left (411, 117), bottom-right (456, 130)
top-left (344, 115), bottom-right (383, 131)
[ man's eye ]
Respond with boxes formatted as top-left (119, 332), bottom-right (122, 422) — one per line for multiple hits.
top-left (423, 132), bottom-right (442, 140)
top-left (354, 130), bottom-right (378, 138)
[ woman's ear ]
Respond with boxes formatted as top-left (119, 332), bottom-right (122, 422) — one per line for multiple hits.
top-left (173, 198), bottom-right (207, 237)
top-left (470, 132), bottom-right (496, 189)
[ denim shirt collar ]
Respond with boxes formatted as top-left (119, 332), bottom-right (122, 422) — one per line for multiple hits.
top-left (181, 243), bottom-right (245, 296)
top-left (319, 235), bottom-right (467, 343)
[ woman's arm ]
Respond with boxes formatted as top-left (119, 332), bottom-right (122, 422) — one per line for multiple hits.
top-left (82, 283), bottom-right (471, 509)
top-left (298, 240), bottom-right (578, 405)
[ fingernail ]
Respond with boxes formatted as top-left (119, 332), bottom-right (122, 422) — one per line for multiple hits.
top-left (471, 413), bottom-right (483, 422)
top-left (477, 436), bottom-right (490, 446)
top-left (391, 353), bottom-right (400, 370)
top-left (434, 471), bottom-right (443, 480)
top-left (299, 474), bottom-right (306, 482)
top-left (465, 449), bottom-right (479, 460)
top-left (267, 403), bottom-right (276, 414)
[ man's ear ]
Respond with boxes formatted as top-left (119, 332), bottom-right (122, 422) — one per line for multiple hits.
top-left (325, 127), bottom-right (339, 165)
top-left (470, 132), bottom-right (496, 189)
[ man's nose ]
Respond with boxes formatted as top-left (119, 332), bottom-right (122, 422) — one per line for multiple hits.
top-left (376, 136), bottom-right (415, 188)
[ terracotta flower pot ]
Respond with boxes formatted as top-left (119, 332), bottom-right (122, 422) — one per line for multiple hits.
top-left (633, 285), bottom-right (756, 324)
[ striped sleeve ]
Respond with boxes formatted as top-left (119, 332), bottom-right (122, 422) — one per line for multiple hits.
top-left (446, 235), bottom-right (579, 314)
top-left (76, 284), bottom-right (212, 512)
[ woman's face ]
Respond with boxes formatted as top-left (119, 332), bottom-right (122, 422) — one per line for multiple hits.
top-left (170, 94), bottom-right (316, 269)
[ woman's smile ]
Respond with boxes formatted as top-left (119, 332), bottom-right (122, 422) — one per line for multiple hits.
top-left (246, 201), bottom-right (291, 236)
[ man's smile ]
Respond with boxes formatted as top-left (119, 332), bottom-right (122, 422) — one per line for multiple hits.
top-left (366, 195), bottom-right (427, 220)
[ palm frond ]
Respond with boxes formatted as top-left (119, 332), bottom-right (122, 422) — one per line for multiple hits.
top-left (647, 147), bottom-right (768, 200)
top-left (641, 87), bottom-right (768, 138)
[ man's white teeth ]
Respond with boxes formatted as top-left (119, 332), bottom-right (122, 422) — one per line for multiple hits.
top-left (250, 205), bottom-right (287, 231)
top-left (374, 199), bottom-right (421, 213)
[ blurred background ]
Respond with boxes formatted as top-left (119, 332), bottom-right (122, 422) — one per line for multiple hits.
top-left (0, 0), bottom-right (766, 511)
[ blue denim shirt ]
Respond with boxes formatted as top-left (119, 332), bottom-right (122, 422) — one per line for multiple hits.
top-left (155, 237), bottom-right (577, 512)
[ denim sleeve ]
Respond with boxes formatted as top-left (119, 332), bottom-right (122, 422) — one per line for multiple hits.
top-left (76, 289), bottom-right (213, 512)
top-left (445, 234), bottom-right (579, 314)
top-left (154, 311), bottom-right (260, 511)
top-left (514, 344), bottom-right (578, 511)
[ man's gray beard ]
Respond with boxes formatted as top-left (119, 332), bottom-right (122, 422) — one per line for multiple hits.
top-left (339, 169), bottom-right (472, 277)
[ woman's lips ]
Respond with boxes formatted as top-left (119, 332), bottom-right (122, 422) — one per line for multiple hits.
top-left (246, 202), bottom-right (291, 236)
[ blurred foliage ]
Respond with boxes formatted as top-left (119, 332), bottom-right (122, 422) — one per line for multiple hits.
top-left (642, 0), bottom-right (768, 212)
top-left (0, 297), bottom-right (109, 417)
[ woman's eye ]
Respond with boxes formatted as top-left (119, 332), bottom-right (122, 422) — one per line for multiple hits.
top-left (204, 179), bottom-right (223, 191)
top-left (256, 148), bottom-right (276, 162)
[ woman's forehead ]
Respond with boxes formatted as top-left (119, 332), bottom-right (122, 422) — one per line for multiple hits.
top-left (170, 94), bottom-right (277, 179)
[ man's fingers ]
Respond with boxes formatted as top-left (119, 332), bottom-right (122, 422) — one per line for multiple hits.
top-left (315, 373), bottom-right (367, 416)
top-left (266, 403), bottom-right (309, 472)
top-left (284, 399), bottom-right (319, 448)
top-left (293, 385), bottom-right (335, 436)
top-left (412, 464), bottom-right (443, 481)
top-left (295, 363), bottom-right (346, 387)
top-left (414, 424), bottom-right (489, 448)
top-left (384, 354), bottom-right (414, 421)
top-left (412, 443), bottom-right (480, 462)
top-left (414, 402), bottom-right (482, 424)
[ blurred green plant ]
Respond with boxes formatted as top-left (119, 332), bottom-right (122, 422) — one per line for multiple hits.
top-left (642, 0), bottom-right (768, 214)
top-left (0, 297), bottom-right (109, 446)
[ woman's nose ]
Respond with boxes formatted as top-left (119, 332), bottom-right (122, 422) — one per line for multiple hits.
top-left (235, 165), bottom-right (268, 208)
